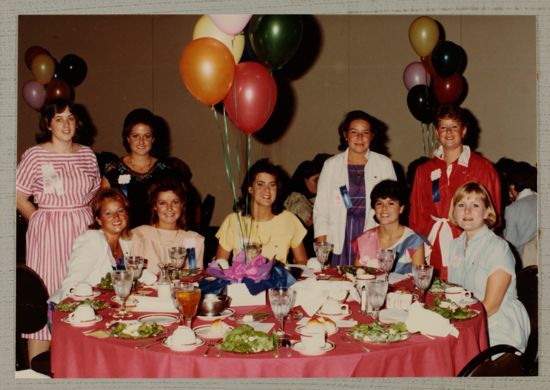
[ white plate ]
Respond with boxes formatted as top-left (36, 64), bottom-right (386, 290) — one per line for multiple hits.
top-left (457, 297), bottom-right (477, 306)
top-left (291, 341), bottom-right (335, 356)
top-left (193, 324), bottom-right (233, 340)
top-left (68, 291), bottom-right (101, 301)
top-left (162, 337), bottom-right (205, 352)
top-left (295, 324), bottom-right (337, 336)
top-left (196, 308), bottom-right (235, 322)
top-left (317, 310), bottom-right (352, 320)
top-left (138, 313), bottom-right (179, 326)
top-left (379, 308), bottom-right (408, 324)
top-left (111, 295), bottom-right (138, 307)
top-left (62, 314), bottom-right (102, 327)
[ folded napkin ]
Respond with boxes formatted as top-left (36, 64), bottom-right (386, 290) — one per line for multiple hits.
top-left (388, 272), bottom-right (410, 285)
top-left (249, 322), bottom-right (275, 333)
top-left (292, 279), bottom-right (355, 316)
top-left (306, 258), bottom-right (322, 273)
top-left (138, 269), bottom-right (157, 286)
top-left (132, 295), bottom-right (178, 313)
top-left (405, 302), bottom-right (459, 338)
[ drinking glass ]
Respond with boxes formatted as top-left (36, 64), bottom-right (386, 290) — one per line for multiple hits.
top-left (244, 242), bottom-right (262, 264)
top-left (412, 264), bottom-right (434, 304)
top-left (313, 241), bottom-right (333, 270)
top-left (366, 279), bottom-right (389, 322)
top-left (112, 270), bottom-right (134, 318)
top-left (268, 288), bottom-right (295, 336)
top-left (172, 283), bottom-right (201, 327)
top-left (377, 249), bottom-right (396, 280)
top-left (125, 256), bottom-right (144, 291)
top-left (169, 246), bottom-right (187, 280)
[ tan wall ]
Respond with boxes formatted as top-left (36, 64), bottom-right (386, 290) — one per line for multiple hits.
top-left (17, 15), bottom-right (536, 225)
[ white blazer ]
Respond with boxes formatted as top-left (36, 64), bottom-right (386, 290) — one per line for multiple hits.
top-left (49, 229), bottom-right (132, 303)
top-left (313, 148), bottom-right (396, 255)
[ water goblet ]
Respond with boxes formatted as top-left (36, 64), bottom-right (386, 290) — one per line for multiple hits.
top-left (244, 242), bottom-right (262, 264)
top-left (412, 264), bottom-right (434, 304)
top-left (112, 270), bottom-right (134, 318)
top-left (125, 256), bottom-right (145, 291)
top-left (268, 288), bottom-right (295, 337)
top-left (377, 249), bottom-right (396, 280)
top-left (169, 246), bottom-right (187, 280)
top-left (172, 283), bottom-right (201, 327)
top-left (313, 241), bottom-right (333, 270)
top-left (366, 279), bottom-right (389, 322)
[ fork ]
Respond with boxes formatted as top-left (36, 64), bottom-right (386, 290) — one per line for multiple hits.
top-left (204, 341), bottom-right (216, 357)
top-left (134, 336), bottom-right (167, 350)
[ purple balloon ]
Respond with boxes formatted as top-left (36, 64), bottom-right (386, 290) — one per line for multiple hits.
top-left (22, 80), bottom-right (46, 110)
top-left (403, 61), bottom-right (431, 90)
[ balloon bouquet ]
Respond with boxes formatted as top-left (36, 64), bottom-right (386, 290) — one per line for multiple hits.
top-left (404, 16), bottom-right (468, 156)
top-left (22, 46), bottom-right (87, 111)
top-left (178, 14), bottom-right (303, 234)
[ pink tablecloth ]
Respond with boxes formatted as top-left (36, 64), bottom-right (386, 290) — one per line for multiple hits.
top-left (51, 285), bottom-right (488, 378)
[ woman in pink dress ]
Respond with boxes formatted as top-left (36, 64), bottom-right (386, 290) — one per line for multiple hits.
top-left (16, 99), bottom-right (100, 361)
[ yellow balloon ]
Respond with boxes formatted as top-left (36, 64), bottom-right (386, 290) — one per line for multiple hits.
top-left (193, 15), bottom-right (244, 64)
top-left (408, 16), bottom-right (440, 58)
top-left (31, 53), bottom-right (55, 85)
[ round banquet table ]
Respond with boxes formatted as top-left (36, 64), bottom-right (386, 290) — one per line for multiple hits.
top-left (51, 277), bottom-right (488, 378)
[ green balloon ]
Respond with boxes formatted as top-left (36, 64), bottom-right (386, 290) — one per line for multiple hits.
top-left (248, 15), bottom-right (303, 70)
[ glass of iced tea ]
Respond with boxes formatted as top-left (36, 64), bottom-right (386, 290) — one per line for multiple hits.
top-left (172, 283), bottom-right (201, 327)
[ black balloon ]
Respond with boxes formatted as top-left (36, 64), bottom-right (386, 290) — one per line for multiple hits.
top-left (58, 54), bottom-right (87, 86)
top-left (431, 41), bottom-right (465, 78)
top-left (407, 85), bottom-right (436, 124)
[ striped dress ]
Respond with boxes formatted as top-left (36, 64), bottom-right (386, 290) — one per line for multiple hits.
top-left (16, 145), bottom-right (100, 340)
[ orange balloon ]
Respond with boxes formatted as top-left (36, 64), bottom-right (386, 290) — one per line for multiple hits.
top-left (179, 37), bottom-right (235, 106)
top-left (31, 53), bottom-right (55, 84)
top-left (408, 16), bottom-right (440, 58)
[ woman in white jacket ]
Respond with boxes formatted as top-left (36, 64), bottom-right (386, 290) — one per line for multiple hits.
top-left (49, 188), bottom-right (132, 303)
top-left (314, 110), bottom-right (396, 266)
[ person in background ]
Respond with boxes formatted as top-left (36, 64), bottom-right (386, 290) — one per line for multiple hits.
top-left (448, 182), bottom-right (529, 351)
top-left (216, 159), bottom-right (308, 264)
top-left (131, 179), bottom-right (204, 274)
top-left (409, 105), bottom-right (501, 280)
top-left (314, 110), bottom-right (396, 266)
top-left (352, 180), bottom-right (428, 274)
top-left (49, 188), bottom-right (132, 303)
top-left (504, 161), bottom-right (538, 267)
top-left (16, 99), bottom-right (101, 361)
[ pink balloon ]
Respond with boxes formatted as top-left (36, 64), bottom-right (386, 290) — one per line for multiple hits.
top-left (403, 61), bottom-right (431, 90)
top-left (22, 80), bottom-right (46, 110)
top-left (208, 14), bottom-right (252, 36)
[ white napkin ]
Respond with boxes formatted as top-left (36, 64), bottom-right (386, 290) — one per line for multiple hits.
top-left (405, 302), bottom-right (459, 338)
top-left (306, 258), bottom-right (322, 272)
top-left (138, 269), bottom-right (157, 286)
top-left (287, 264), bottom-right (316, 278)
top-left (249, 322), bottom-right (274, 333)
top-left (132, 295), bottom-right (178, 313)
top-left (388, 272), bottom-right (410, 285)
top-left (291, 279), bottom-right (355, 316)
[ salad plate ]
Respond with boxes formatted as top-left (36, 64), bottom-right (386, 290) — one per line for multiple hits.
top-left (219, 325), bottom-right (277, 353)
top-left (137, 313), bottom-right (179, 326)
top-left (428, 298), bottom-right (480, 320)
top-left (62, 314), bottom-right (103, 327)
top-left (162, 337), bottom-right (204, 352)
top-left (56, 298), bottom-right (109, 312)
top-left (231, 311), bottom-right (269, 324)
top-left (295, 324), bottom-right (337, 337)
top-left (349, 322), bottom-right (410, 344)
top-left (292, 340), bottom-right (335, 356)
top-left (196, 308), bottom-right (235, 322)
top-left (109, 320), bottom-right (165, 339)
top-left (193, 324), bottom-right (234, 340)
top-left (68, 291), bottom-right (101, 301)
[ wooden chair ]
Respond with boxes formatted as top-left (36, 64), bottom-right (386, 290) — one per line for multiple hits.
top-left (516, 265), bottom-right (538, 374)
top-left (458, 344), bottom-right (527, 376)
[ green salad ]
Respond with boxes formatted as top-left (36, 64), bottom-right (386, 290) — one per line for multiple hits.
top-left (57, 298), bottom-right (109, 312)
top-left (350, 322), bottom-right (409, 343)
top-left (96, 272), bottom-right (114, 290)
top-left (220, 325), bottom-right (278, 353)
top-left (110, 321), bottom-right (164, 339)
top-left (340, 265), bottom-right (376, 277)
top-left (428, 298), bottom-right (471, 320)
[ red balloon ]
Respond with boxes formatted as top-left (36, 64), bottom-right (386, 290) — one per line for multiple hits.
top-left (24, 46), bottom-right (50, 70)
top-left (223, 62), bottom-right (277, 134)
top-left (45, 79), bottom-right (73, 101)
top-left (433, 74), bottom-right (464, 104)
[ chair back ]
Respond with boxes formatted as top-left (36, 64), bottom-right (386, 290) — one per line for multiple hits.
top-left (16, 264), bottom-right (49, 334)
top-left (199, 194), bottom-right (215, 233)
top-left (458, 344), bottom-right (527, 377)
top-left (516, 265), bottom-right (538, 371)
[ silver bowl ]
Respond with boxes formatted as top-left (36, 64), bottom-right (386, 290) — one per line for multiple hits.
top-left (198, 294), bottom-right (232, 317)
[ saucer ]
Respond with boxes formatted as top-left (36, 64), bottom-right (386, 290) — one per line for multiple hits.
top-left (295, 324), bottom-right (337, 336)
top-left (62, 314), bottom-right (102, 327)
top-left (317, 310), bottom-right (351, 320)
top-left (193, 324), bottom-right (234, 340)
top-left (292, 341), bottom-right (335, 356)
top-left (162, 337), bottom-right (205, 352)
top-left (196, 308), bottom-right (235, 322)
top-left (69, 291), bottom-right (101, 301)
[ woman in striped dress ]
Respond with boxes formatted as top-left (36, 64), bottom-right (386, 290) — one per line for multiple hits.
top-left (16, 99), bottom-right (100, 361)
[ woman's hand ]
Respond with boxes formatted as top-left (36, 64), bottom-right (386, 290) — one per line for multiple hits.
top-left (482, 268), bottom-right (512, 317)
top-left (16, 191), bottom-right (37, 221)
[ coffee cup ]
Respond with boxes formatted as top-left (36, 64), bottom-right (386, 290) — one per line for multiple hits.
top-left (69, 282), bottom-right (93, 297)
top-left (356, 273), bottom-right (375, 290)
top-left (68, 304), bottom-right (95, 324)
top-left (300, 331), bottom-right (325, 351)
top-left (168, 326), bottom-right (196, 346)
top-left (445, 286), bottom-right (473, 303)
top-left (321, 299), bottom-right (349, 315)
top-left (328, 288), bottom-right (349, 303)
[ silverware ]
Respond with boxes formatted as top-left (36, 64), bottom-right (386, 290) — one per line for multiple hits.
top-left (215, 342), bottom-right (221, 358)
top-left (134, 336), bottom-right (167, 350)
top-left (204, 342), bottom-right (217, 357)
top-left (273, 340), bottom-right (280, 358)
top-left (282, 338), bottom-right (292, 357)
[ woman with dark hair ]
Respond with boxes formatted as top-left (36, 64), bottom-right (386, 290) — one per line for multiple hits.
top-left (409, 105), bottom-right (501, 280)
top-left (284, 160), bottom-right (320, 227)
top-left (352, 180), bottom-right (428, 274)
top-left (216, 159), bottom-right (308, 264)
top-left (102, 108), bottom-right (176, 228)
top-left (131, 179), bottom-right (204, 274)
top-left (49, 188), bottom-right (132, 303)
top-left (314, 110), bottom-right (396, 266)
top-left (16, 99), bottom-right (100, 360)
